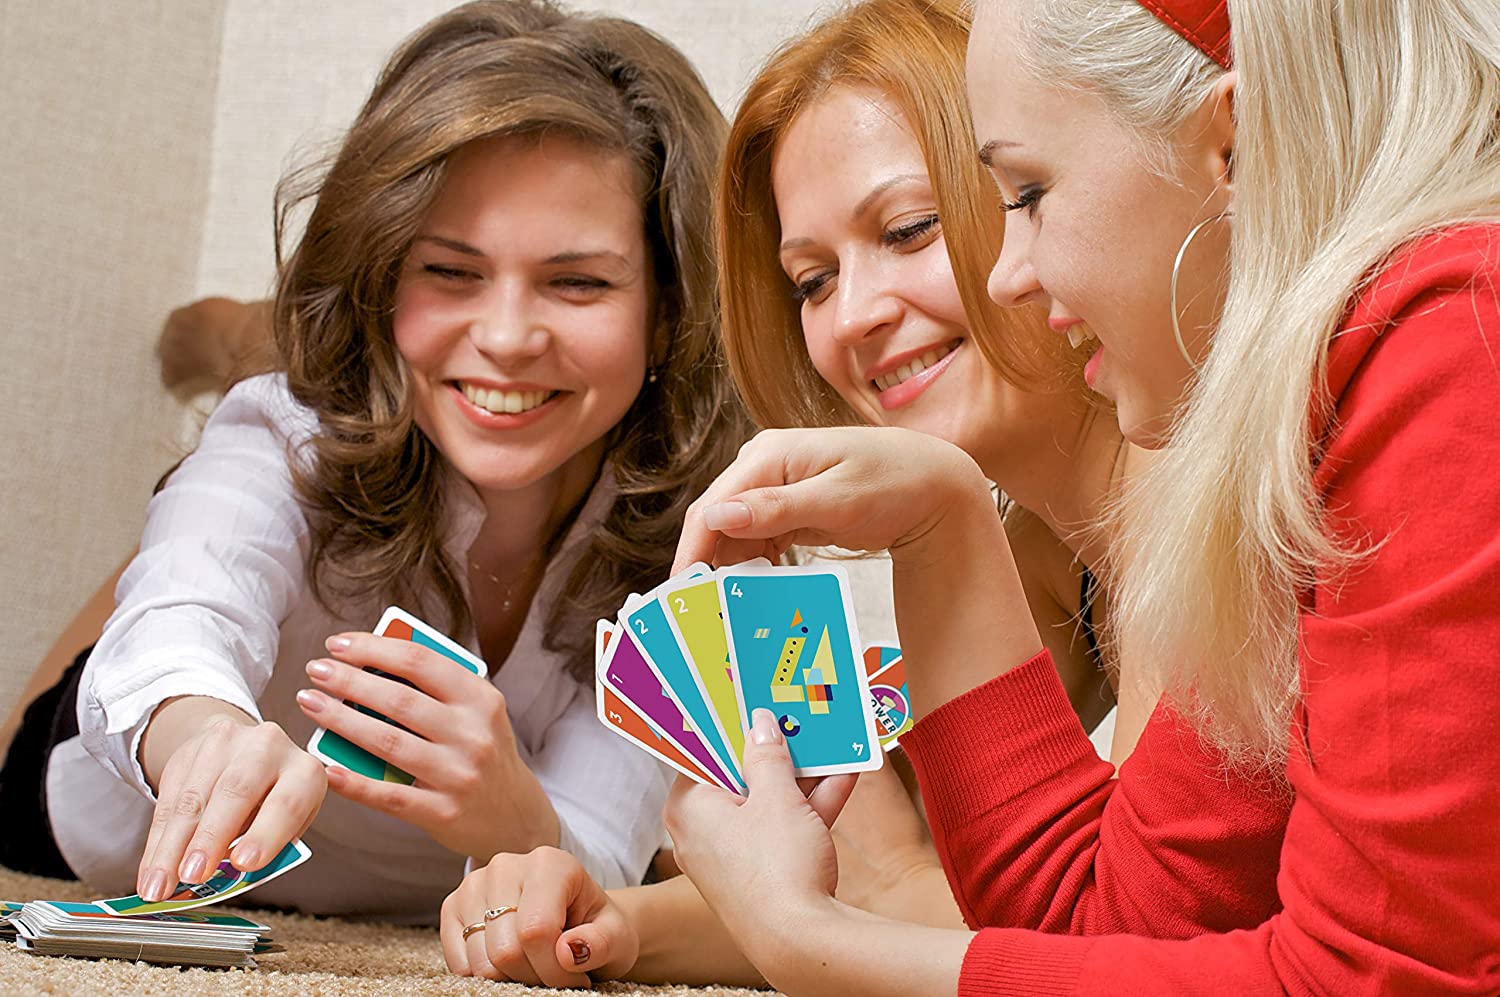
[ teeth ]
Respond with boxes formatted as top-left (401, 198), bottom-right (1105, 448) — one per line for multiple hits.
top-left (874, 344), bottom-right (956, 392)
top-left (1067, 326), bottom-right (1099, 350)
top-left (461, 383), bottom-right (554, 415)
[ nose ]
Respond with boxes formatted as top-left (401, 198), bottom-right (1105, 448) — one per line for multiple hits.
top-left (829, 257), bottom-right (902, 347)
top-left (986, 222), bottom-right (1043, 309)
top-left (467, 284), bottom-right (550, 364)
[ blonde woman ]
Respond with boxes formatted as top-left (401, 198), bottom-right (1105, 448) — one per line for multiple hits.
top-left (0, 0), bottom-right (749, 922)
top-left (653, 0), bottom-right (1500, 993)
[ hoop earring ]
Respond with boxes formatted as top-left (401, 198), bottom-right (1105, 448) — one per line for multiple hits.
top-left (1169, 211), bottom-right (1230, 365)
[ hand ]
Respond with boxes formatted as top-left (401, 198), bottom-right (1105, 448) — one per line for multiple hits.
top-left (664, 708), bottom-right (857, 968)
top-left (295, 632), bottom-right (558, 861)
top-left (440, 846), bottom-right (637, 986)
top-left (673, 427), bottom-right (991, 573)
top-left (136, 696), bottom-right (326, 901)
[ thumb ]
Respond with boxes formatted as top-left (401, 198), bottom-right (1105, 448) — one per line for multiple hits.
top-left (741, 708), bottom-right (801, 798)
top-left (556, 918), bottom-right (634, 979)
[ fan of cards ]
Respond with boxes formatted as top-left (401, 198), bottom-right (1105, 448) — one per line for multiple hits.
top-left (594, 560), bottom-right (917, 790)
top-left (0, 839), bottom-right (310, 969)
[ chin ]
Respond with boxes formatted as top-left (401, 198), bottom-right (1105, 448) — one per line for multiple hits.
top-left (1115, 400), bottom-right (1175, 450)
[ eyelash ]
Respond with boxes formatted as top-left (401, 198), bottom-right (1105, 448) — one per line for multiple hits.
top-left (1001, 187), bottom-right (1044, 219)
top-left (791, 273), bottom-right (831, 303)
top-left (424, 264), bottom-right (474, 280)
top-left (881, 214), bottom-right (940, 247)
top-left (792, 214), bottom-right (941, 303)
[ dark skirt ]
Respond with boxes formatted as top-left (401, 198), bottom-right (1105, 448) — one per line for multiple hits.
top-left (0, 646), bottom-right (90, 879)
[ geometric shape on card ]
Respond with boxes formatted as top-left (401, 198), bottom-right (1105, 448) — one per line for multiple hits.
top-left (778, 714), bottom-right (801, 737)
top-left (771, 684), bottom-right (805, 703)
top-left (753, 627), bottom-right (769, 639)
top-left (773, 636), bottom-right (806, 685)
top-left (803, 668), bottom-right (824, 685)
top-left (811, 627), bottom-right (838, 684)
top-left (790, 609), bottom-right (803, 627)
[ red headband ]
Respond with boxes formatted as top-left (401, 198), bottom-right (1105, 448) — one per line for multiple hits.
top-left (1136, 0), bottom-right (1231, 68)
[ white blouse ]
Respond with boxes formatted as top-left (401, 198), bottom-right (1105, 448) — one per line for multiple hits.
top-left (54, 374), bottom-right (671, 924)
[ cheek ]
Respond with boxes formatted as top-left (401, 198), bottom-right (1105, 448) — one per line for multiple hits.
top-left (391, 287), bottom-right (450, 371)
top-left (800, 314), bottom-right (850, 389)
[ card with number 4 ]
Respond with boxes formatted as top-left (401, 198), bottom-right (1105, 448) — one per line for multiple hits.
top-left (719, 563), bottom-right (883, 777)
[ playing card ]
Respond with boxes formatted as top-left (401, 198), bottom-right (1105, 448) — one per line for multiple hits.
top-left (719, 563), bottom-right (882, 777)
top-left (658, 573), bottom-right (746, 771)
top-left (621, 588), bottom-right (742, 787)
top-left (95, 838), bottom-right (311, 917)
top-left (12, 901), bottom-right (273, 969)
top-left (307, 606), bottom-right (487, 785)
top-left (598, 619), bottom-right (742, 792)
top-left (863, 644), bottom-right (914, 750)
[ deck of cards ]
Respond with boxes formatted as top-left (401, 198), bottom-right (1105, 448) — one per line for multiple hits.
top-left (1, 839), bottom-right (308, 968)
top-left (595, 560), bottom-right (915, 791)
top-left (3, 902), bottom-right (279, 969)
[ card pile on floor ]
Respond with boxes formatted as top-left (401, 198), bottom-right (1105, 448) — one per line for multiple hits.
top-left (594, 560), bottom-right (917, 789)
top-left (0, 839), bottom-right (309, 968)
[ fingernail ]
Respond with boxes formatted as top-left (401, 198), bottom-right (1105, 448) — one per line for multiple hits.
top-left (326, 635), bottom-right (352, 652)
top-left (296, 688), bottom-right (325, 713)
top-left (306, 659), bottom-right (333, 680)
top-left (180, 851), bottom-right (207, 883)
top-left (569, 938), bottom-right (591, 965)
top-left (231, 844), bottom-right (259, 870)
top-left (143, 870), bottom-right (170, 902)
top-left (703, 500), bottom-right (751, 531)
top-left (751, 708), bottom-right (782, 745)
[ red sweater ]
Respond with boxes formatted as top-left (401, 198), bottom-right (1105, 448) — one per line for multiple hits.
top-left (904, 224), bottom-right (1500, 995)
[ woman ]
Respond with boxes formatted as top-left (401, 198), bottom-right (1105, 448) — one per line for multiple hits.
top-left (0, 0), bottom-right (747, 923)
top-left (437, 0), bottom-right (1289, 986)
top-left (655, 0), bottom-right (1500, 992)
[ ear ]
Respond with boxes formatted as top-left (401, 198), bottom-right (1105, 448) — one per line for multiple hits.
top-left (1204, 70), bottom-right (1236, 211)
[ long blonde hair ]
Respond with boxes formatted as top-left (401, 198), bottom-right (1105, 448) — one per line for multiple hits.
top-left (718, 0), bottom-right (1074, 430)
top-left (272, 0), bottom-right (749, 679)
top-left (1021, 0), bottom-right (1500, 767)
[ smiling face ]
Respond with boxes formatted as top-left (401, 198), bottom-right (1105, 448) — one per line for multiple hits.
top-left (393, 133), bottom-right (651, 499)
top-left (966, 1), bottom-right (1232, 447)
top-left (771, 86), bottom-right (1029, 464)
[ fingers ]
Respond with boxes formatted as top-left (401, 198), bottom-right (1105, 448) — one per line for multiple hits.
top-left (323, 634), bottom-right (481, 704)
top-left (322, 765), bottom-right (433, 822)
top-left (440, 871), bottom-right (481, 976)
top-left (296, 689), bottom-right (443, 778)
top-left (230, 749), bottom-right (326, 871)
top-left (505, 850), bottom-right (592, 989)
top-left (806, 773), bottom-right (859, 829)
top-left (138, 716), bottom-right (238, 900)
top-left (303, 657), bottom-right (445, 739)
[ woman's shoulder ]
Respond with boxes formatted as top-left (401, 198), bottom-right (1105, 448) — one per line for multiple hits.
top-left (205, 373), bottom-right (320, 447)
top-left (1327, 223), bottom-right (1500, 405)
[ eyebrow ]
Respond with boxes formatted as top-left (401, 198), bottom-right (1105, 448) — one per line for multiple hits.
top-left (778, 173), bottom-right (929, 254)
top-left (977, 139), bottom-right (1024, 168)
top-left (414, 236), bottom-right (630, 269)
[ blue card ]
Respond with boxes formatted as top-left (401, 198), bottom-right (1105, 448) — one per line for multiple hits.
top-left (717, 564), bottom-right (883, 777)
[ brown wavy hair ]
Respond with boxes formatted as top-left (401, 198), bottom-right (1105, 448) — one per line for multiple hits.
top-left (271, 0), bottom-right (749, 680)
top-left (717, 0), bottom-right (1082, 430)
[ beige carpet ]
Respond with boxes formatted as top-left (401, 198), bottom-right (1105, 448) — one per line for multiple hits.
top-left (0, 867), bottom-right (770, 996)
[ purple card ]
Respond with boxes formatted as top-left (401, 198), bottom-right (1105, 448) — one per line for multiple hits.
top-left (599, 625), bottom-right (740, 792)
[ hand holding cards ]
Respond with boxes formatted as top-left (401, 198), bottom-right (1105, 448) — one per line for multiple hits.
top-left (596, 561), bottom-right (914, 788)
top-left (307, 606), bottom-right (488, 784)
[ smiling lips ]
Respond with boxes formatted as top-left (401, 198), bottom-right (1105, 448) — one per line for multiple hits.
top-left (459, 381), bottom-right (558, 415)
top-left (870, 341), bottom-right (959, 393)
